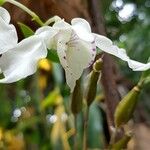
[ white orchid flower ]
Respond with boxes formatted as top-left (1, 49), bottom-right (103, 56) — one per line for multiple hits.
top-left (35, 18), bottom-right (150, 91)
top-left (94, 33), bottom-right (150, 71)
top-left (0, 7), bottom-right (18, 53)
top-left (36, 19), bottom-right (96, 92)
top-left (127, 60), bottom-right (150, 71)
top-left (0, 7), bottom-right (47, 83)
top-left (1, 6), bottom-right (149, 91)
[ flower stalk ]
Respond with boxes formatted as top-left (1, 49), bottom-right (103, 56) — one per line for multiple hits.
top-left (71, 78), bottom-right (83, 150)
top-left (110, 132), bottom-right (132, 150)
top-left (83, 106), bottom-right (89, 150)
top-left (44, 16), bottom-right (61, 26)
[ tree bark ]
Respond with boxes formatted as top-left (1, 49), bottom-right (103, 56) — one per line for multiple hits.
top-left (87, 0), bottom-right (121, 129)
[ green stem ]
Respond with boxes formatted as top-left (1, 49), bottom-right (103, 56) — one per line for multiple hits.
top-left (44, 16), bottom-right (61, 26)
top-left (137, 72), bottom-right (147, 89)
top-left (74, 114), bottom-right (78, 150)
top-left (5, 0), bottom-right (44, 26)
top-left (83, 106), bottom-right (89, 150)
top-left (109, 128), bottom-right (118, 145)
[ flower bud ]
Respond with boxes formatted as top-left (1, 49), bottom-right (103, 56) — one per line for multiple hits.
top-left (0, 0), bottom-right (5, 5)
top-left (71, 78), bottom-right (83, 114)
top-left (114, 86), bottom-right (141, 127)
top-left (111, 132), bottom-right (132, 150)
top-left (86, 58), bottom-right (103, 106)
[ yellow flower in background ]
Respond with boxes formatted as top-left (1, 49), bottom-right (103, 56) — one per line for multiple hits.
top-left (38, 58), bottom-right (52, 72)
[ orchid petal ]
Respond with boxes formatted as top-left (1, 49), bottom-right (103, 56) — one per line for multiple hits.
top-left (0, 8), bottom-right (18, 54)
top-left (94, 33), bottom-right (150, 71)
top-left (35, 26), bottom-right (58, 49)
top-left (0, 36), bottom-right (47, 83)
top-left (65, 40), bottom-right (96, 91)
top-left (0, 7), bottom-right (10, 24)
top-left (94, 33), bottom-right (129, 61)
top-left (71, 18), bottom-right (91, 33)
top-left (71, 18), bottom-right (94, 42)
top-left (53, 20), bottom-right (71, 29)
top-left (128, 60), bottom-right (150, 71)
top-left (57, 40), bottom-right (74, 91)
top-left (56, 29), bottom-right (72, 69)
top-left (65, 69), bottom-right (76, 92)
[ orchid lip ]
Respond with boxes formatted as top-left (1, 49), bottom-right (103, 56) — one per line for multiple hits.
top-left (66, 32), bottom-right (79, 47)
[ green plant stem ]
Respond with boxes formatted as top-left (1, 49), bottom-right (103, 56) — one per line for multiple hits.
top-left (83, 106), bottom-right (89, 150)
top-left (44, 16), bottom-right (61, 26)
top-left (5, 0), bottom-right (44, 26)
top-left (138, 73), bottom-right (146, 88)
top-left (74, 114), bottom-right (78, 150)
top-left (109, 128), bottom-right (118, 145)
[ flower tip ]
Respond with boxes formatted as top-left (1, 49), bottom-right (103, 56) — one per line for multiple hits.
top-left (54, 16), bottom-right (61, 22)
top-left (0, 0), bottom-right (5, 5)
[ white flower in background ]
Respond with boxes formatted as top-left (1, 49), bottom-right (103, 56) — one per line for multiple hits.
top-left (0, 7), bottom-right (47, 83)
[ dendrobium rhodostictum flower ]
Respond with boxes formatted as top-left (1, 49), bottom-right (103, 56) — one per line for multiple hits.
top-left (0, 7), bottom-right (47, 83)
top-left (35, 18), bottom-right (150, 91)
top-left (35, 19), bottom-right (97, 91)
top-left (0, 7), bottom-right (149, 92)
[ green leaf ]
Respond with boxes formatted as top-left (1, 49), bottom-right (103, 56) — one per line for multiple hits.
top-left (47, 49), bottom-right (60, 63)
top-left (0, 0), bottom-right (5, 5)
top-left (18, 22), bottom-right (34, 38)
top-left (40, 88), bottom-right (60, 110)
